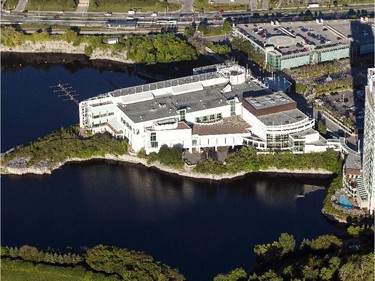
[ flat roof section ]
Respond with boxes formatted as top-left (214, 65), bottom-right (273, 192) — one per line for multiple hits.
top-left (345, 152), bottom-right (361, 170)
top-left (258, 108), bottom-right (308, 126)
top-left (236, 19), bottom-right (352, 56)
top-left (118, 84), bottom-right (229, 123)
top-left (243, 91), bottom-right (295, 110)
top-left (328, 19), bottom-right (375, 44)
top-left (290, 127), bottom-right (318, 140)
top-left (192, 116), bottom-right (251, 136)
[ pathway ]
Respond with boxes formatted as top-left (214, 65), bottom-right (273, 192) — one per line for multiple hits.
top-left (76, 0), bottom-right (90, 13)
top-left (14, 0), bottom-right (27, 12)
top-left (262, 0), bottom-right (269, 10)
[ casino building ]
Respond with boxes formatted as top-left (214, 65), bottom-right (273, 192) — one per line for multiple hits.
top-left (79, 63), bottom-right (327, 154)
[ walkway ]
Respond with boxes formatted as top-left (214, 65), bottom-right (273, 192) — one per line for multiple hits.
top-left (76, 0), bottom-right (90, 13)
top-left (14, 0), bottom-right (27, 12)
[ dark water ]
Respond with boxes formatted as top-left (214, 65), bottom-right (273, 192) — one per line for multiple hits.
top-left (1, 54), bottom-right (341, 281)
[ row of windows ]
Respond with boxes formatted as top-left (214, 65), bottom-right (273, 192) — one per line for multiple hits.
top-left (92, 112), bottom-right (114, 119)
top-left (195, 113), bottom-right (222, 123)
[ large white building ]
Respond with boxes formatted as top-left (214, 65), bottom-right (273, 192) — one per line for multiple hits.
top-left (79, 63), bottom-right (326, 154)
top-left (362, 68), bottom-right (375, 213)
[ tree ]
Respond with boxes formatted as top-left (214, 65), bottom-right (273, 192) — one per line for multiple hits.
top-left (214, 268), bottom-right (247, 281)
top-left (197, 23), bottom-right (208, 35)
top-left (278, 233), bottom-right (296, 256)
top-left (309, 235), bottom-right (342, 251)
top-left (19, 245), bottom-right (40, 262)
top-left (317, 120), bottom-right (327, 136)
top-left (184, 25), bottom-right (195, 37)
top-left (344, 117), bottom-right (352, 128)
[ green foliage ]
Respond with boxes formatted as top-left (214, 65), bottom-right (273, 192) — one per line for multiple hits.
top-left (317, 120), bottom-right (327, 136)
top-left (309, 235), bottom-right (342, 251)
top-left (2, 127), bottom-right (128, 167)
top-left (248, 270), bottom-right (283, 281)
top-left (254, 233), bottom-right (296, 265)
top-left (344, 117), bottom-right (353, 128)
top-left (278, 233), bottom-right (296, 256)
top-left (339, 253), bottom-right (375, 281)
top-left (214, 267), bottom-right (247, 281)
top-left (61, 29), bottom-right (80, 44)
top-left (183, 25), bottom-right (196, 37)
top-left (231, 38), bottom-right (265, 68)
top-left (195, 148), bottom-right (342, 175)
top-left (88, 0), bottom-right (180, 12)
top-left (206, 42), bottom-right (231, 55)
top-left (25, 0), bottom-right (77, 11)
top-left (157, 145), bottom-right (184, 168)
top-left (1, 25), bottom-right (24, 47)
top-left (1, 258), bottom-right (118, 281)
top-left (197, 23), bottom-right (208, 35)
top-left (85, 245), bottom-right (185, 281)
top-left (124, 34), bottom-right (198, 64)
top-left (347, 225), bottom-right (361, 236)
top-left (295, 82), bottom-right (308, 94)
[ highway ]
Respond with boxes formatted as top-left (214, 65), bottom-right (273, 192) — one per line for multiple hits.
top-left (1, 3), bottom-right (374, 29)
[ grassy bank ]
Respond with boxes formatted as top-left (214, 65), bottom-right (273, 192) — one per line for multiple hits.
top-left (88, 0), bottom-right (181, 12)
top-left (1, 245), bottom-right (185, 281)
top-left (25, 0), bottom-right (77, 11)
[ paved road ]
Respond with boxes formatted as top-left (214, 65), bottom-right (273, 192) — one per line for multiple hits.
top-left (14, 0), bottom-right (27, 12)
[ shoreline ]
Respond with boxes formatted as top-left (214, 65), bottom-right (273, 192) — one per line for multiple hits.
top-left (0, 41), bottom-right (134, 65)
top-left (1, 153), bottom-right (333, 180)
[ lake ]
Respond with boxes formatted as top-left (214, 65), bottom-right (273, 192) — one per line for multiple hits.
top-left (1, 53), bottom-right (341, 280)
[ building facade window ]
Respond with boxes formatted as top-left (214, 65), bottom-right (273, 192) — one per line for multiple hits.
top-left (230, 100), bottom-right (236, 116)
top-left (179, 109), bottom-right (186, 121)
top-left (150, 132), bottom-right (158, 148)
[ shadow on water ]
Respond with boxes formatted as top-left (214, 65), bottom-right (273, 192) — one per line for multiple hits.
top-left (1, 52), bottom-right (136, 74)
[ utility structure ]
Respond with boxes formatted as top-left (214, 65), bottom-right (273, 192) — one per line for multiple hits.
top-left (50, 83), bottom-right (80, 105)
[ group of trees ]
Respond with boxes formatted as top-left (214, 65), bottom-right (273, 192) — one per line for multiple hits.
top-left (2, 245), bottom-right (83, 265)
top-left (206, 42), bottom-right (231, 55)
top-left (215, 227), bottom-right (374, 281)
top-left (139, 145), bottom-right (184, 169)
top-left (2, 126), bottom-right (128, 167)
top-left (124, 34), bottom-right (198, 64)
top-left (231, 38), bottom-right (265, 69)
top-left (1, 244), bottom-right (185, 281)
top-left (194, 147), bottom-right (342, 175)
top-left (1, 27), bottom-right (200, 64)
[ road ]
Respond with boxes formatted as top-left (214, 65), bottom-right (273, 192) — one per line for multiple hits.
top-left (1, 3), bottom-right (374, 28)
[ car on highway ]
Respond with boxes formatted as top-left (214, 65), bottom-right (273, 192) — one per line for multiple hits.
top-left (104, 12), bottom-right (112, 16)
top-left (151, 12), bottom-right (157, 17)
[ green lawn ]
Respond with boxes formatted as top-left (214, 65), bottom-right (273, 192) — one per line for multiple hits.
top-left (25, 0), bottom-right (77, 11)
top-left (3, 0), bottom-right (19, 10)
top-left (88, 0), bottom-right (181, 13)
top-left (1, 259), bottom-right (118, 281)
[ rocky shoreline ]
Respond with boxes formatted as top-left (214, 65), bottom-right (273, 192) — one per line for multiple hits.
top-left (0, 40), bottom-right (133, 64)
top-left (1, 153), bottom-right (333, 181)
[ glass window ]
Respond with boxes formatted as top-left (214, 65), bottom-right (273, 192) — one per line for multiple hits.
top-left (150, 132), bottom-right (158, 148)
top-left (179, 109), bottom-right (186, 121)
top-left (230, 100), bottom-right (236, 116)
